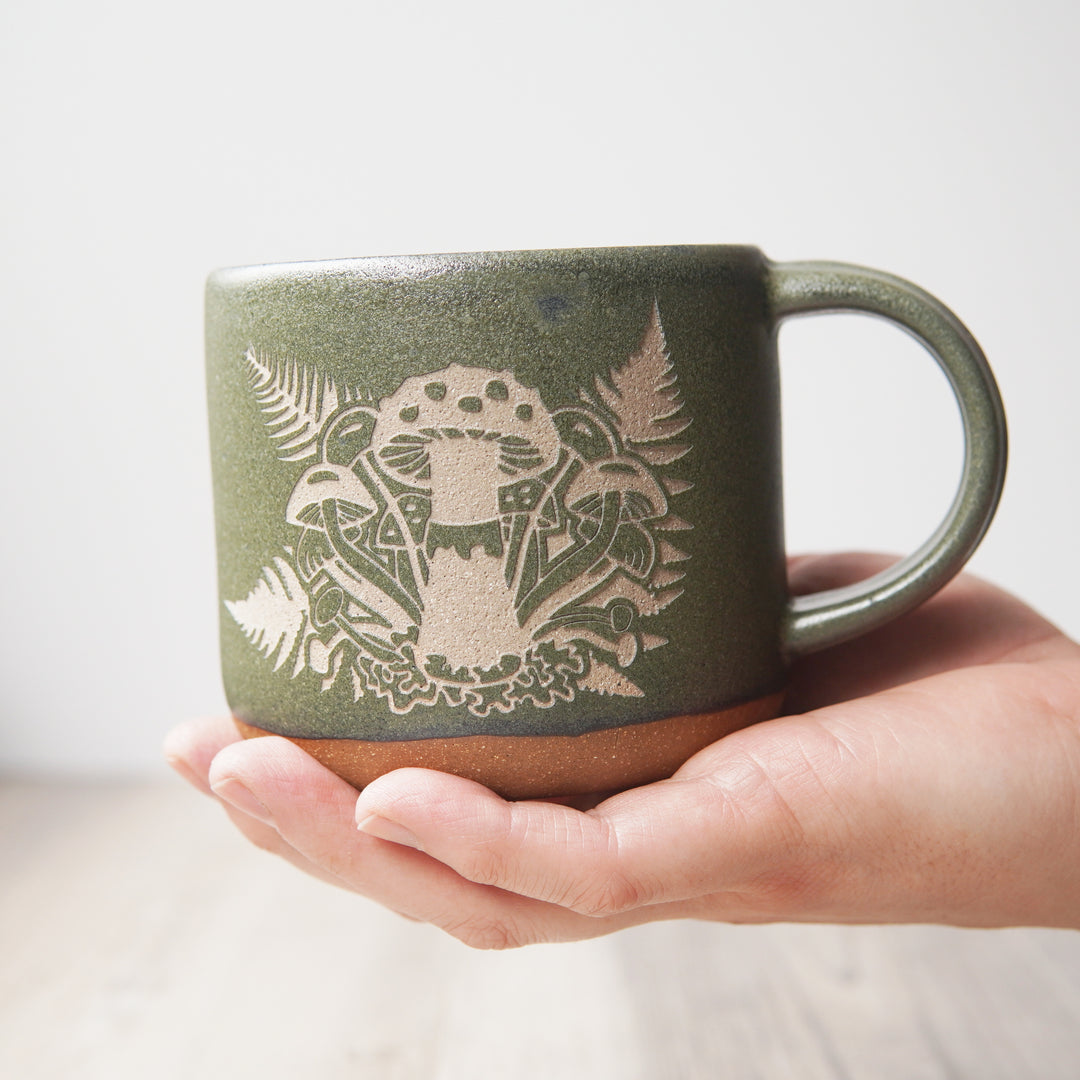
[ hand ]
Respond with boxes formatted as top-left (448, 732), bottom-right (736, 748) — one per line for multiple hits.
top-left (165, 553), bottom-right (1080, 947)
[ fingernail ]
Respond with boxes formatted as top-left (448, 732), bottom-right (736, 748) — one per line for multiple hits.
top-left (212, 777), bottom-right (274, 825)
top-left (356, 813), bottom-right (423, 851)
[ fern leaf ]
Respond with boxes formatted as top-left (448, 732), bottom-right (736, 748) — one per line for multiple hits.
top-left (225, 556), bottom-right (309, 672)
top-left (657, 539), bottom-right (690, 563)
top-left (649, 567), bottom-right (686, 588)
top-left (595, 303), bottom-right (691, 453)
top-left (579, 658), bottom-right (644, 697)
top-left (243, 348), bottom-right (353, 461)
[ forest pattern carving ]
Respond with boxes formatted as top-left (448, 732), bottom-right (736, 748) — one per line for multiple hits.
top-left (227, 303), bottom-right (694, 718)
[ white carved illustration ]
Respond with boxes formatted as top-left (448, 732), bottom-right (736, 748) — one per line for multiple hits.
top-left (225, 557), bottom-right (309, 672)
top-left (228, 303), bottom-right (694, 718)
top-left (243, 347), bottom-right (372, 462)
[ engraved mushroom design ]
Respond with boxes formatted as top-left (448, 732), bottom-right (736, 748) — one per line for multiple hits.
top-left (227, 303), bottom-right (694, 717)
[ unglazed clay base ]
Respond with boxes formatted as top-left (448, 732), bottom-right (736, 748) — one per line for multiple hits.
top-left (233, 691), bottom-right (785, 799)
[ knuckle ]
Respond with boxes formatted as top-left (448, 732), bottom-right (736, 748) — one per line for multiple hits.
top-left (740, 861), bottom-right (843, 917)
top-left (564, 870), bottom-right (651, 917)
top-left (457, 844), bottom-right (511, 889)
top-left (552, 817), bottom-right (652, 917)
top-left (443, 913), bottom-right (528, 951)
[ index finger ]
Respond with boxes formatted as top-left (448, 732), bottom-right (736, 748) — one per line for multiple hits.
top-left (164, 715), bottom-right (244, 795)
top-left (352, 719), bottom-right (822, 920)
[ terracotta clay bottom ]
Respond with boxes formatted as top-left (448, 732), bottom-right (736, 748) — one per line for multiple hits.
top-left (233, 692), bottom-right (785, 799)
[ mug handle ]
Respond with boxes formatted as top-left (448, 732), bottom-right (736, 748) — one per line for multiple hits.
top-left (769, 261), bottom-right (1008, 657)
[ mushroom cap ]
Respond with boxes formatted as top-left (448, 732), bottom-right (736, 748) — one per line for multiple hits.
top-left (565, 454), bottom-right (669, 522)
top-left (370, 364), bottom-right (561, 483)
top-left (286, 462), bottom-right (373, 527)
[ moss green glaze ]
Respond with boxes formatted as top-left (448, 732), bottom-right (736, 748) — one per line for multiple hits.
top-left (206, 247), bottom-right (1005, 744)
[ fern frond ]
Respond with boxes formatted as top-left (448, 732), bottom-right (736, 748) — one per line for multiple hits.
top-left (225, 556), bottom-right (310, 673)
top-left (595, 302), bottom-right (691, 458)
top-left (243, 348), bottom-right (355, 461)
top-left (578, 658), bottom-right (644, 697)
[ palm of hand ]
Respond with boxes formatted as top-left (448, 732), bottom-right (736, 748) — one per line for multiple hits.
top-left (167, 555), bottom-right (1080, 946)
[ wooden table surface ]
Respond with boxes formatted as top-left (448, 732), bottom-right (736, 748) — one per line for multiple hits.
top-left (2, 777), bottom-right (1079, 1080)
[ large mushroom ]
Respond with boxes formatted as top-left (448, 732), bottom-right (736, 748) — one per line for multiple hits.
top-left (370, 364), bottom-right (561, 525)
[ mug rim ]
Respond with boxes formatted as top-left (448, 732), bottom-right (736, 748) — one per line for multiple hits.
top-left (208, 243), bottom-right (764, 284)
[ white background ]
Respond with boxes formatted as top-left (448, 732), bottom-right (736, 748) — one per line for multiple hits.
top-left (1, 0), bottom-right (1077, 775)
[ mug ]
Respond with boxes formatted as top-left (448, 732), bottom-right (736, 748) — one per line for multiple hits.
top-left (205, 246), bottom-right (1006, 798)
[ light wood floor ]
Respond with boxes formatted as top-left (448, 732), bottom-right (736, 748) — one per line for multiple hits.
top-left (2, 778), bottom-right (1079, 1079)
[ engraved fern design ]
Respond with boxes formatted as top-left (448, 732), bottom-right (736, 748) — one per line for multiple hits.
top-left (591, 302), bottom-right (692, 466)
top-left (243, 347), bottom-right (363, 461)
top-left (225, 557), bottom-right (309, 672)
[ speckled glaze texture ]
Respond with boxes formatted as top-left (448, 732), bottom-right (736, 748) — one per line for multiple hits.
top-left (206, 246), bottom-right (1006, 796)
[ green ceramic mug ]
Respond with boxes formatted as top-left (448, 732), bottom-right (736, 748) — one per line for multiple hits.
top-left (206, 246), bottom-right (1006, 798)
